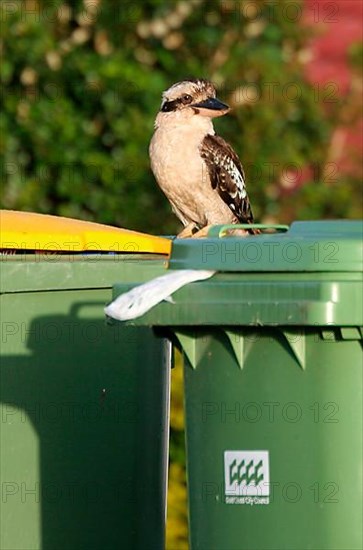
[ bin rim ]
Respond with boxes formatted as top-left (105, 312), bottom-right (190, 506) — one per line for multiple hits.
top-left (167, 220), bottom-right (363, 272)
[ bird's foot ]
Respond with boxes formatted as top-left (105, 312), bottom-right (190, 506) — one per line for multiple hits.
top-left (177, 223), bottom-right (198, 238)
top-left (190, 225), bottom-right (213, 238)
top-left (192, 225), bottom-right (250, 238)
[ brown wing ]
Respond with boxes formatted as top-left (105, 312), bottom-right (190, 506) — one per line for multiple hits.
top-left (200, 134), bottom-right (256, 228)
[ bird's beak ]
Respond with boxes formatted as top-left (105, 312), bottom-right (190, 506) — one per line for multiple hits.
top-left (191, 97), bottom-right (230, 118)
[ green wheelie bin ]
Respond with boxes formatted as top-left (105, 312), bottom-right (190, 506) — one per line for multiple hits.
top-left (111, 220), bottom-right (363, 550)
top-left (0, 210), bottom-right (171, 550)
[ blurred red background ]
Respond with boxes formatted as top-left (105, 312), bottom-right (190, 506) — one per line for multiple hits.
top-left (303, 0), bottom-right (362, 179)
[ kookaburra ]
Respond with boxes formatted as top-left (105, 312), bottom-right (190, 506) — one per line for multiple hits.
top-left (149, 78), bottom-right (257, 237)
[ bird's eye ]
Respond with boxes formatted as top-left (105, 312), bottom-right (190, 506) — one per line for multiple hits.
top-left (182, 94), bottom-right (192, 103)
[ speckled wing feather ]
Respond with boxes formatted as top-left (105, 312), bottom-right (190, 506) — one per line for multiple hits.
top-left (200, 134), bottom-right (256, 228)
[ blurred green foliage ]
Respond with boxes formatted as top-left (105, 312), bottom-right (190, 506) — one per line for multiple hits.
top-left (168, 354), bottom-right (189, 549)
top-left (1, 1), bottom-right (362, 548)
top-left (1, 0), bottom-right (361, 236)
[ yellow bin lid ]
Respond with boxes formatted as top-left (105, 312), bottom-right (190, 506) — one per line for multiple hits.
top-left (0, 210), bottom-right (171, 255)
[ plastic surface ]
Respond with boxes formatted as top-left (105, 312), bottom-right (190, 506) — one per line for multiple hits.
top-left (169, 220), bottom-right (363, 272)
top-left (1, 255), bottom-right (169, 550)
top-left (181, 327), bottom-right (362, 550)
top-left (113, 272), bottom-right (363, 327)
top-left (0, 210), bottom-right (171, 254)
top-left (111, 220), bottom-right (363, 327)
top-left (110, 219), bottom-right (363, 550)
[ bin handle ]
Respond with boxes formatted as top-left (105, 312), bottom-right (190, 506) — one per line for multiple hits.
top-left (207, 224), bottom-right (290, 238)
top-left (69, 302), bottom-right (106, 318)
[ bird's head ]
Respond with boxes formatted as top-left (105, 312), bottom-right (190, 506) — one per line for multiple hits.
top-left (157, 79), bottom-right (230, 125)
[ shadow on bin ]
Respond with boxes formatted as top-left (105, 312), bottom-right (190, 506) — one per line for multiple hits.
top-left (1, 303), bottom-right (169, 550)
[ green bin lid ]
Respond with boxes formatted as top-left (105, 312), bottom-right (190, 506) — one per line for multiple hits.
top-left (111, 220), bottom-right (363, 330)
top-left (168, 220), bottom-right (363, 272)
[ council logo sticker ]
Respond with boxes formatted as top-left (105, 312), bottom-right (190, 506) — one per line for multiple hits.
top-left (224, 450), bottom-right (270, 505)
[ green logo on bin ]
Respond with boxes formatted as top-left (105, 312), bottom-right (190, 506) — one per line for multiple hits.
top-left (229, 458), bottom-right (264, 486)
